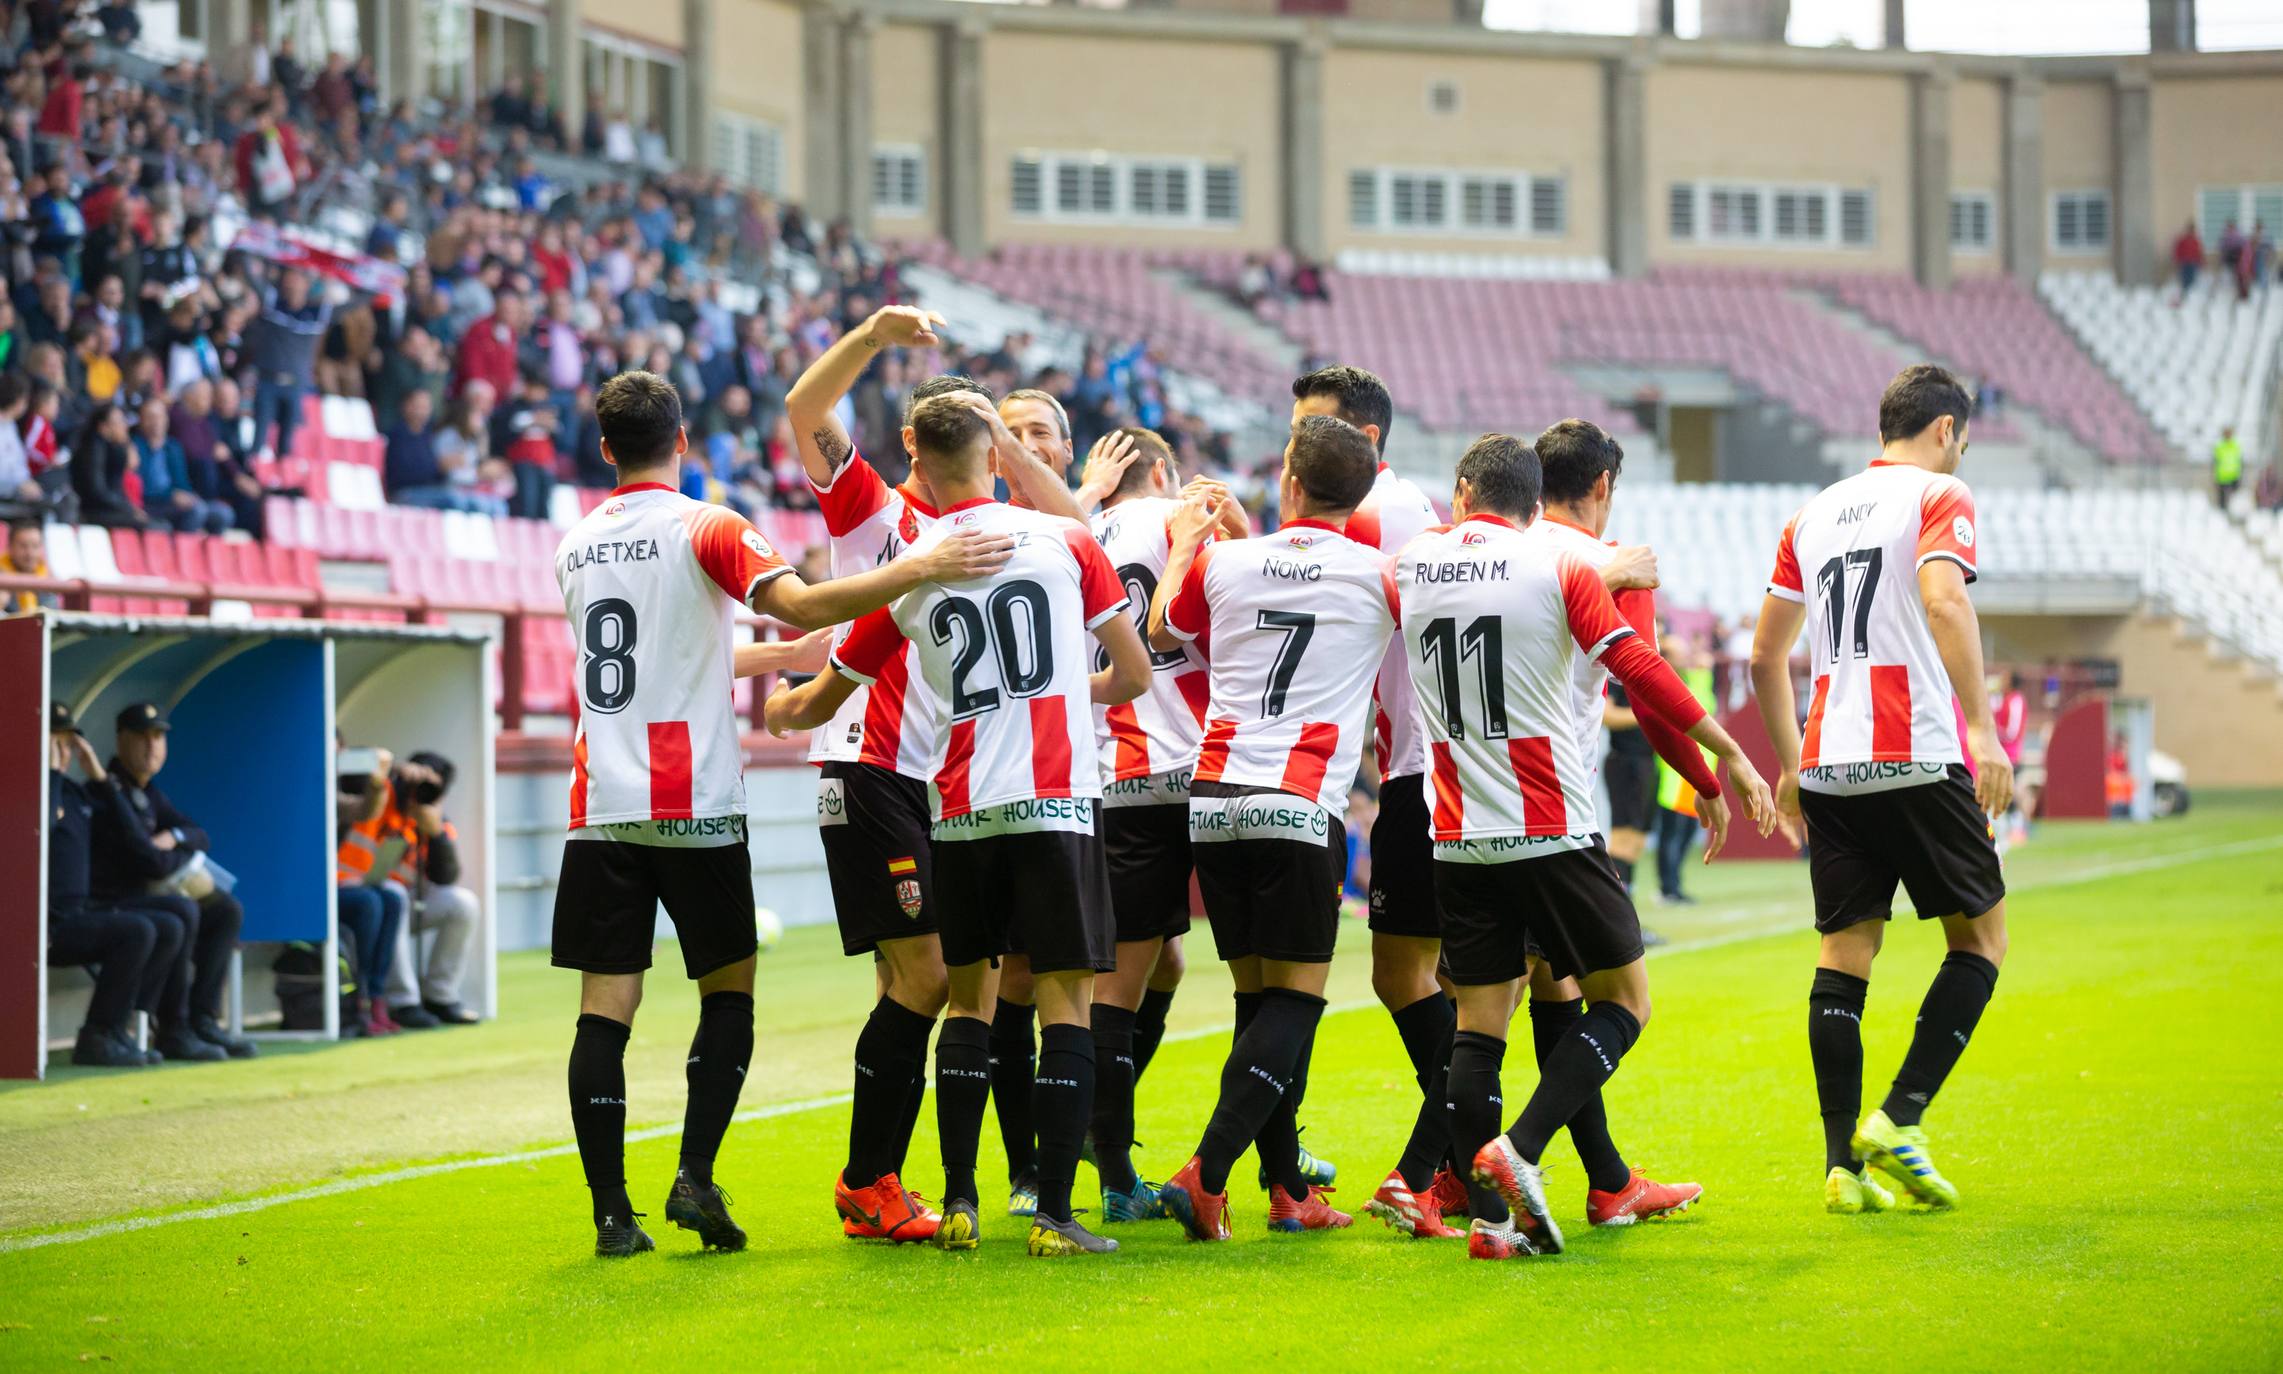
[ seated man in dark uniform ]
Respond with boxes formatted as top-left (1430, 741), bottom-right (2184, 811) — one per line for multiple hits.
top-left (87, 701), bottom-right (256, 1060)
top-left (46, 703), bottom-right (178, 1068)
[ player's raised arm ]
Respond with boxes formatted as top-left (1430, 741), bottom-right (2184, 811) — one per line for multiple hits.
top-left (733, 627), bottom-right (832, 679)
top-left (787, 305), bottom-right (944, 486)
top-left (1071, 430), bottom-right (1141, 517)
top-left (973, 399), bottom-right (1085, 521)
top-left (751, 529), bottom-right (1015, 631)
top-left (764, 608), bottom-right (902, 734)
top-left (1146, 487), bottom-right (1222, 652)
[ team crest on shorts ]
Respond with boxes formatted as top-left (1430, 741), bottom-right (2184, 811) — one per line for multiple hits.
top-left (889, 856), bottom-right (922, 917)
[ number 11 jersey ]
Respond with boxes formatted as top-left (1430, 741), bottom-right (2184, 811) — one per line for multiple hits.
top-left (554, 482), bottom-right (792, 831)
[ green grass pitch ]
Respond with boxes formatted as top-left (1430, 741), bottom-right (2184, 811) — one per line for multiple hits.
top-left (4, 796), bottom-right (2280, 1371)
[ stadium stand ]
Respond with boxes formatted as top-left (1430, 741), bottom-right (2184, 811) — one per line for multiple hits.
top-left (2040, 272), bottom-right (2283, 468)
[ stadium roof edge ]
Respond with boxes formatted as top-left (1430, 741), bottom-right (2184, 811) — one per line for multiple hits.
top-left (831, 0), bottom-right (2283, 79)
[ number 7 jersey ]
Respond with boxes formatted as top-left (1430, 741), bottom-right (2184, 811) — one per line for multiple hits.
top-left (554, 482), bottom-right (792, 830)
top-left (1766, 458), bottom-right (1979, 777)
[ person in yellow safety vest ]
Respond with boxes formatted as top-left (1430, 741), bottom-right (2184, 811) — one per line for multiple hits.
top-left (2213, 427), bottom-right (2243, 509)
top-left (336, 751), bottom-right (481, 1031)
top-left (1652, 637), bottom-right (1719, 904)
top-left (335, 747), bottom-right (412, 1036)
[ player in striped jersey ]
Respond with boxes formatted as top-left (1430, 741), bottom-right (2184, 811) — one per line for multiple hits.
top-left (1394, 435), bottom-right (1775, 1259)
top-left (786, 308), bottom-right (1088, 1241)
top-left (1748, 365), bottom-right (2011, 1214)
top-left (1146, 414), bottom-right (1394, 1242)
top-left (1082, 427), bottom-right (1249, 1221)
top-left (769, 394), bottom-right (1152, 1257)
top-left (554, 371), bottom-right (1015, 1259)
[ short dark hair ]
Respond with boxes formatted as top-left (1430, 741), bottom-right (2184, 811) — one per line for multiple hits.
top-left (595, 370), bottom-right (683, 468)
top-left (0, 373), bottom-right (27, 410)
top-left (1286, 414), bottom-right (1379, 513)
top-left (1455, 433), bottom-right (1541, 519)
top-left (1292, 365), bottom-right (1394, 453)
top-left (907, 393), bottom-right (991, 477)
top-left (8, 518), bottom-right (41, 542)
top-left (1111, 427), bottom-right (1175, 499)
top-left (904, 373), bottom-right (991, 423)
top-left (1878, 363), bottom-right (1974, 445)
top-left (1535, 419), bottom-right (1625, 505)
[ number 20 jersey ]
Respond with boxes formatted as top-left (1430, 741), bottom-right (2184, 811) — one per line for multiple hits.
top-left (1161, 518), bottom-right (1398, 814)
top-left (832, 498), bottom-right (1128, 823)
top-left (554, 482), bottom-right (792, 830)
top-left (1766, 458), bottom-right (1979, 780)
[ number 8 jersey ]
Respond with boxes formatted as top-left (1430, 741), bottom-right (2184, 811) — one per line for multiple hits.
top-left (831, 498), bottom-right (1128, 824)
top-left (554, 482), bottom-right (792, 831)
top-left (1766, 458), bottom-right (1979, 785)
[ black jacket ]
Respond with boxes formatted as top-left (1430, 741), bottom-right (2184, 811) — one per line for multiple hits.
top-left (88, 763), bottom-right (204, 900)
top-left (49, 770), bottom-right (142, 912)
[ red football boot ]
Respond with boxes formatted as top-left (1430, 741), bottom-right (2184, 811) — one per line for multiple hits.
top-left (1428, 1167), bottom-right (1471, 1219)
top-left (1266, 1183), bottom-right (1352, 1233)
top-left (1159, 1156), bottom-right (1230, 1242)
top-left (1586, 1169), bottom-right (1703, 1227)
top-left (834, 1172), bottom-right (942, 1243)
top-left (1363, 1170), bottom-right (1463, 1239)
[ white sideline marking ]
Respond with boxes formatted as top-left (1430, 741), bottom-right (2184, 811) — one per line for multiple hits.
top-left (8, 832), bottom-right (2275, 1255)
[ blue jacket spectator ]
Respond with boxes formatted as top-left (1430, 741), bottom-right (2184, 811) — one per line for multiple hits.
top-left (244, 271), bottom-right (331, 459)
top-left (134, 399), bottom-right (232, 535)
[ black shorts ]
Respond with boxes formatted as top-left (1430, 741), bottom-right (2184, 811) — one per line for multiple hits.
top-left (1435, 841), bottom-right (1644, 986)
top-left (1603, 747), bottom-right (1658, 833)
top-left (933, 818), bottom-right (1116, 975)
top-left (1190, 782), bottom-right (1347, 964)
top-left (551, 836), bottom-right (757, 979)
top-left (1367, 772), bottom-right (1439, 940)
top-left (1799, 766), bottom-right (2007, 934)
top-left (1104, 803), bottom-right (1194, 943)
top-left (818, 762), bottom-right (938, 956)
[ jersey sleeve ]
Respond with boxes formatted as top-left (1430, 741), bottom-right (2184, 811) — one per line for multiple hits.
top-left (829, 607), bottom-right (907, 687)
top-left (1767, 513), bottom-right (1805, 603)
top-left (808, 448), bottom-right (893, 539)
top-left (1162, 544), bottom-right (1214, 643)
top-left (1380, 557), bottom-right (1402, 629)
top-left (1558, 554), bottom-right (1637, 664)
top-left (684, 503), bottom-right (794, 606)
top-left (1600, 633), bottom-right (1718, 799)
top-left (1917, 477), bottom-right (1979, 582)
top-left (1061, 524), bottom-right (1129, 630)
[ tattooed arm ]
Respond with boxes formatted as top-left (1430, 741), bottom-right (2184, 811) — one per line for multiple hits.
top-left (787, 305), bottom-right (944, 487)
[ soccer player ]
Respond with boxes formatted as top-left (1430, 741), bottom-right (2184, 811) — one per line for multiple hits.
top-left (1523, 419), bottom-right (1709, 1226)
top-left (1747, 364), bottom-right (2012, 1215)
top-left (1146, 413), bottom-right (1394, 1242)
top-left (1084, 426), bottom-right (1247, 1221)
top-left (1287, 365), bottom-right (1445, 1234)
top-left (767, 394), bottom-right (1152, 1257)
top-left (553, 371), bottom-right (1014, 1258)
top-left (1397, 434), bottom-right (1774, 1259)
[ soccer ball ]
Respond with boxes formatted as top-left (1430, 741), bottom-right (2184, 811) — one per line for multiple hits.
top-left (754, 906), bottom-right (784, 953)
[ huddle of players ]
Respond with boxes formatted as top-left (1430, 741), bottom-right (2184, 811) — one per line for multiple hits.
top-left (551, 308), bottom-right (2014, 1259)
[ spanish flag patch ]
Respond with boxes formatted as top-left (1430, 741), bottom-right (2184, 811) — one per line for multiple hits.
top-left (887, 856), bottom-right (918, 876)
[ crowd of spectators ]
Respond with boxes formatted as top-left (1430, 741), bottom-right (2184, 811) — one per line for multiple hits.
top-left (1, 2), bottom-right (1253, 553)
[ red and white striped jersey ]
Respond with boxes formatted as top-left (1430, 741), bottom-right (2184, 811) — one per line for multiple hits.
top-left (1090, 495), bottom-right (1210, 789)
top-left (806, 450), bottom-right (941, 777)
top-left (833, 499), bottom-right (1128, 828)
top-left (1162, 518), bottom-right (1398, 815)
top-left (1528, 515), bottom-right (1630, 783)
top-left (1344, 466), bottom-right (1441, 780)
top-left (1768, 459), bottom-right (1979, 789)
top-left (555, 483), bottom-right (791, 834)
top-left (1394, 515), bottom-right (1712, 862)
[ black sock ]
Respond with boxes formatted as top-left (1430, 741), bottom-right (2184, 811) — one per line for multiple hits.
top-left (1809, 968), bottom-right (1870, 1173)
top-left (1507, 1003), bottom-right (1641, 1163)
top-left (1445, 1030), bottom-right (1509, 1222)
top-left (890, 1065), bottom-right (927, 1177)
top-left (934, 1016), bottom-right (993, 1209)
top-left (846, 998), bottom-right (935, 1188)
top-left (1531, 997), bottom-right (1630, 1194)
top-left (989, 998), bottom-right (1037, 1183)
top-left (1393, 995), bottom-right (1456, 1191)
top-left (1089, 1003), bottom-right (1140, 1193)
top-left (1032, 1023), bottom-right (1096, 1223)
top-left (1232, 989), bottom-right (1263, 1040)
top-left (569, 1013), bottom-right (633, 1225)
top-left (1198, 989), bottom-right (1323, 1195)
top-left (1611, 855), bottom-right (1635, 891)
top-left (1131, 986), bottom-right (1176, 1084)
top-left (1256, 1014), bottom-right (1320, 1198)
top-left (679, 991), bottom-right (754, 1187)
top-left (1882, 952), bottom-right (1998, 1129)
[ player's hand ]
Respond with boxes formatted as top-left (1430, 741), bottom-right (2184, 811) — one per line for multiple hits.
top-left (1075, 430), bottom-right (1140, 506)
top-left (863, 306), bottom-right (945, 350)
top-left (914, 530), bottom-right (1017, 583)
top-left (1966, 723), bottom-right (2015, 818)
top-left (762, 682), bottom-right (800, 738)
top-left (1774, 771), bottom-right (1804, 848)
top-left (1168, 487), bottom-right (1222, 551)
top-left (784, 627), bottom-right (833, 675)
top-left (1720, 752), bottom-right (1779, 840)
top-left (1602, 544), bottom-right (1660, 592)
top-left (1693, 790), bottom-right (1732, 863)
